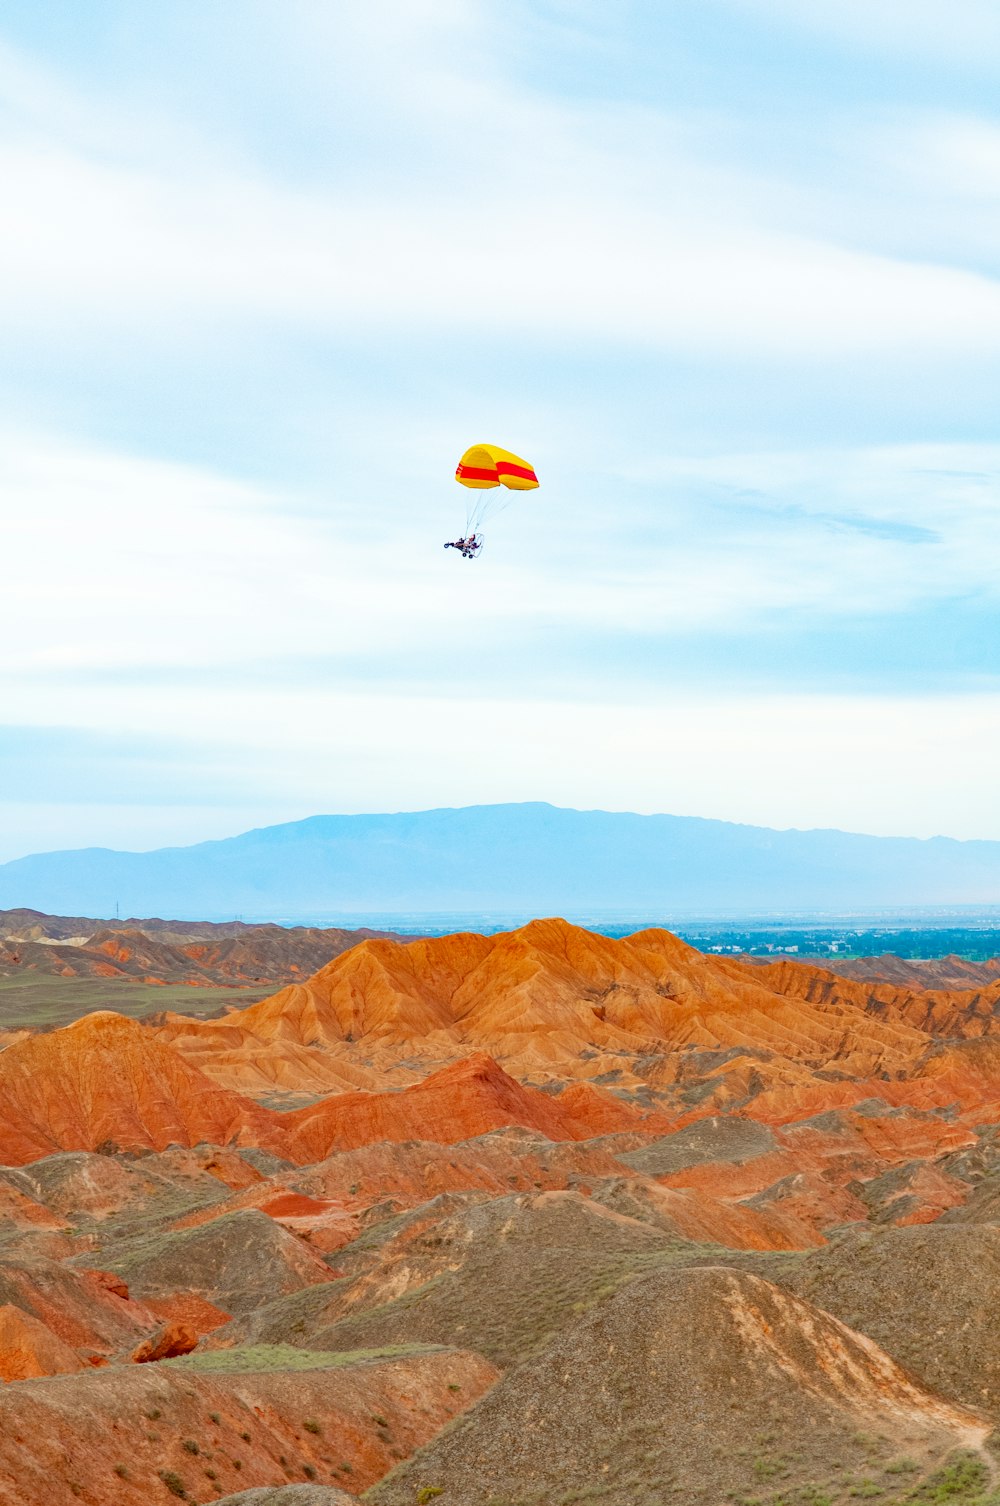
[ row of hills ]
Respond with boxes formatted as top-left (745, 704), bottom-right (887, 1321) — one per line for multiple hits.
top-left (0, 913), bottom-right (999, 1502)
top-left (4, 803), bottom-right (1000, 916)
top-left (3, 903), bottom-right (998, 1003)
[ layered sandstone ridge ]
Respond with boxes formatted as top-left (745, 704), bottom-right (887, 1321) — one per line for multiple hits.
top-left (1, 920), bottom-right (999, 1172)
top-left (159, 918), bottom-right (1000, 1111)
top-left (0, 1014), bottom-right (651, 1168)
top-left (0, 1013), bottom-right (285, 1165)
top-left (0, 907), bottom-right (399, 989)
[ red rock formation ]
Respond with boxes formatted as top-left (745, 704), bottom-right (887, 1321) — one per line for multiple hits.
top-left (0, 1344), bottom-right (496, 1503)
top-left (597, 1178), bottom-right (824, 1250)
top-left (829, 953), bottom-right (1000, 990)
top-left (83, 1270), bottom-right (129, 1301)
top-left (168, 1131), bottom-right (639, 1253)
top-left (0, 1257), bottom-right (155, 1356)
top-left (2, 921), bottom-right (999, 1255)
top-left (130, 1320), bottom-right (198, 1363)
top-left (0, 1178), bottom-right (65, 1232)
top-left (255, 1191), bottom-right (357, 1253)
top-left (284, 1053), bottom-right (607, 1161)
top-left (0, 914), bottom-right (399, 989)
top-left (0, 1303), bottom-right (86, 1381)
top-left (552, 1079), bottom-right (667, 1137)
top-left (731, 955), bottom-right (1000, 1043)
top-left (0, 1013), bottom-right (285, 1165)
top-left (161, 918), bottom-right (999, 1104)
top-left (142, 1292), bottom-right (231, 1336)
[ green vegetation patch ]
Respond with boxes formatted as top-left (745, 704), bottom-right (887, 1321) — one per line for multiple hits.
top-left (166, 1341), bottom-right (446, 1373)
top-left (901, 1454), bottom-right (998, 1506)
top-left (0, 973), bottom-right (271, 1029)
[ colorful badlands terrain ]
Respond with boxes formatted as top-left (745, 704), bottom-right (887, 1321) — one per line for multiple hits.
top-left (0, 919), bottom-right (999, 1504)
top-left (0, 910), bottom-right (405, 1032)
top-left (0, 909), bottom-right (402, 990)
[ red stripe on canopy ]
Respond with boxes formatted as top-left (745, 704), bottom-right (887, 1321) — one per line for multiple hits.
top-left (494, 462), bottom-right (537, 482)
top-left (456, 464), bottom-right (499, 481)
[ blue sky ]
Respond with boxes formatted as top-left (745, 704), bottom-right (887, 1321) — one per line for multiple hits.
top-left (2, 0), bottom-right (1000, 860)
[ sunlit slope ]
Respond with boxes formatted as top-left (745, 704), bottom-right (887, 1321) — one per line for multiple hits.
top-left (161, 918), bottom-right (1000, 1106)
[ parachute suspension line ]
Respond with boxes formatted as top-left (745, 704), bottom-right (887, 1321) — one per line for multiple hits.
top-left (466, 487), bottom-right (514, 537)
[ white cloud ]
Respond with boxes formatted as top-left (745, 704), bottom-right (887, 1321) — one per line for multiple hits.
top-left (3, 5), bottom-right (1000, 856)
top-left (2, 20), bottom-right (1000, 358)
top-left (876, 112), bottom-right (1000, 202)
top-left (601, 441), bottom-right (1000, 623)
top-left (2, 424), bottom-right (999, 854)
top-left (2, 432), bottom-right (998, 692)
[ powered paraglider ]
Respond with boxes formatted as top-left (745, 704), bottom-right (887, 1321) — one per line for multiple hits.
top-left (446, 444), bottom-right (538, 558)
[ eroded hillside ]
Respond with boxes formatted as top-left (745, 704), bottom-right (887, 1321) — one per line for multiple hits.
top-left (0, 919), bottom-right (998, 1505)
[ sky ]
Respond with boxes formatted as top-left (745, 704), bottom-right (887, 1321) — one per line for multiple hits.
top-left (2, 0), bottom-right (1000, 861)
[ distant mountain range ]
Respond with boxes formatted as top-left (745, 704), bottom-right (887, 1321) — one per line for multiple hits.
top-left (1, 803), bottom-right (999, 921)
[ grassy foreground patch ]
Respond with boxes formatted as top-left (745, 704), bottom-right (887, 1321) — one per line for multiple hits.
top-left (0, 973), bottom-right (272, 1029)
top-left (166, 1342), bottom-right (447, 1373)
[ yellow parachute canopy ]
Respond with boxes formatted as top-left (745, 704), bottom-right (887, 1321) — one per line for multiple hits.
top-left (455, 444), bottom-right (539, 491)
